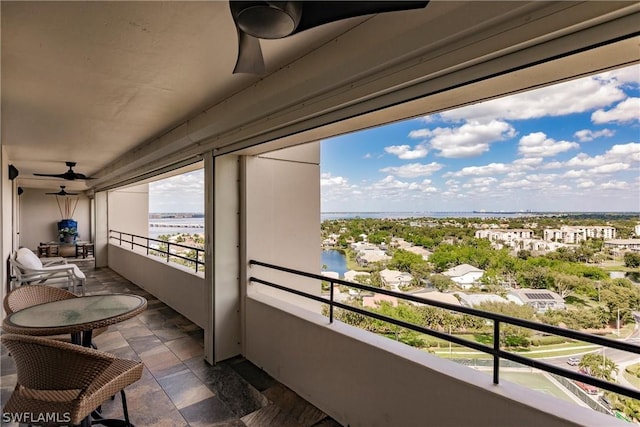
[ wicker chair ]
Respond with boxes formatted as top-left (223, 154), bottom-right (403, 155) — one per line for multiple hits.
top-left (3, 285), bottom-right (107, 345)
top-left (1, 334), bottom-right (143, 427)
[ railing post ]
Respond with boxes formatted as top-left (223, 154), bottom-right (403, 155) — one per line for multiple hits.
top-left (130, 234), bottom-right (134, 250)
top-left (146, 238), bottom-right (149, 256)
top-left (118, 232), bottom-right (122, 245)
top-left (493, 320), bottom-right (500, 385)
top-left (166, 243), bottom-right (170, 263)
top-left (329, 280), bottom-right (335, 323)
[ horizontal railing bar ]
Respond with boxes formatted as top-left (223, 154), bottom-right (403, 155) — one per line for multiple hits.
top-left (249, 259), bottom-right (640, 402)
top-left (250, 276), bottom-right (495, 354)
top-left (109, 230), bottom-right (204, 267)
top-left (249, 260), bottom-right (640, 354)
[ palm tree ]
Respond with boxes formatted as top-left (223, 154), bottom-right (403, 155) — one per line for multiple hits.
top-left (578, 352), bottom-right (618, 381)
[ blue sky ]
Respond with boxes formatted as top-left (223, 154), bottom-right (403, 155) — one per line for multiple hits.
top-left (150, 64), bottom-right (639, 213)
top-left (321, 64), bottom-right (640, 212)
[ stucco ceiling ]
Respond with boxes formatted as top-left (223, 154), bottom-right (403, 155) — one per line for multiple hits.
top-left (1, 1), bottom-right (363, 190)
top-left (2, 1), bottom-right (639, 192)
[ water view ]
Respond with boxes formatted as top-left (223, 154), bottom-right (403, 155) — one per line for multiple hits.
top-left (321, 250), bottom-right (348, 277)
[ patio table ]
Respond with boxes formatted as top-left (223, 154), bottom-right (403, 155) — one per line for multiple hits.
top-left (2, 294), bottom-right (146, 347)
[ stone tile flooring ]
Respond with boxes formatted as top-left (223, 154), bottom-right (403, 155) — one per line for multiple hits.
top-left (1, 262), bottom-right (342, 427)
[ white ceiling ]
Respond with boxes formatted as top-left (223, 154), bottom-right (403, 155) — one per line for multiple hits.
top-left (2, 1), bottom-right (639, 192)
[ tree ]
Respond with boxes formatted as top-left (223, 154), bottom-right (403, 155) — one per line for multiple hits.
top-left (476, 301), bottom-right (535, 348)
top-left (389, 249), bottom-right (426, 273)
top-left (624, 252), bottom-right (640, 268)
top-left (517, 266), bottom-right (554, 289)
top-left (578, 353), bottom-right (618, 381)
top-left (429, 274), bottom-right (455, 292)
top-left (552, 272), bottom-right (579, 298)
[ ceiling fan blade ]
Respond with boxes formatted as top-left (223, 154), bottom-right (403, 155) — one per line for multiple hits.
top-left (45, 191), bottom-right (79, 195)
top-left (294, 1), bottom-right (429, 33)
top-left (34, 173), bottom-right (68, 179)
top-left (73, 173), bottom-right (96, 180)
top-left (233, 29), bottom-right (266, 74)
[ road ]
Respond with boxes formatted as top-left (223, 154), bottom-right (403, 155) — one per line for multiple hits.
top-left (544, 324), bottom-right (640, 389)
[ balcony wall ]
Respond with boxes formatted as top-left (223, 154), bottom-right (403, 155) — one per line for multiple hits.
top-left (245, 290), bottom-right (624, 427)
top-left (108, 243), bottom-right (206, 328)
top-left (19, 189), bottom-right (90, 250)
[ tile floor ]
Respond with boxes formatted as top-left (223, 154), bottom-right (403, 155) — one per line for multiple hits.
top-left (1, 262), bottom-right (342, 427)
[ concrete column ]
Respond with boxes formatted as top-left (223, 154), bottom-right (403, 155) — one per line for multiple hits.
top-left (243, 142), bottom-right (321, 313)
top-left (94, 191), bottom-right (108, 267)
top-left (209, 153), bottom-right (241, 363)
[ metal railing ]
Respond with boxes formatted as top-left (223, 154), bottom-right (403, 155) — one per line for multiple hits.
top-left (109, 230), bottom-right (205, 273)
top-left (249, 259), bottom-right (640, 403)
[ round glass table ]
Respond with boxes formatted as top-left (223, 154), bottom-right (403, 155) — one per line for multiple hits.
top-left (3, 294), bottom-right (147, 346)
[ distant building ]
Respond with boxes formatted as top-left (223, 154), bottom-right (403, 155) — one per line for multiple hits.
top-left (409, 291), bottom-right (461, 307)
top-left (507, 289), bottom-right (565, 312)
top-left (442, 264), bottom-right (484, 289)
top-left (474, 229), bottom-right (534, 242)
top-left (379, 268), bottom-right (413, 290)
top-left (603, 239), bottom-right (640, 254)
top-left (455, 293), bottom-right (508, 308)
top-left (543, 225), bottom-right (616, 243)
top-left (344, 270), bottom-right (371, 282)
top-left (363, 293), bottom-right (398, 308)
top-left (356, 250), bottom-right (391, 267)
top-left (403, 245), bottom-right (432, 261)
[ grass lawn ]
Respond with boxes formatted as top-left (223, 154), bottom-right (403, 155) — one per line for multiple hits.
top-left (623, 372), bottom-right (640, 388)
top-left (428, 334), bottom-right (601, 359)
top-left (497, 371), bottom-right (579, 403)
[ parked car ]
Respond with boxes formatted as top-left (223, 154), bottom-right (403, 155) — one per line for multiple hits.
top-left (599, 395), bottom-right (612, 410)
top-left (575, 380), bottom-right (599, 395)
top-left (567, 357), bottom-right (580, 366)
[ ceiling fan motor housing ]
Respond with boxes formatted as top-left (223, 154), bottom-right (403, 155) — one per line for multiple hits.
top-left (233, 1), bottom-right (302, 39)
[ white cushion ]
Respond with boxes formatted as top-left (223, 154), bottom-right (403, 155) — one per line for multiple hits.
top-left (16, 248), bottom-right (43, 270)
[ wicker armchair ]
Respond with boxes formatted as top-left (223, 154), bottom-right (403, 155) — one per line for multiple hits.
top-left (3, 285), bottom-right (107, 345)
top-left (1, 334), bottom-right (143, 427)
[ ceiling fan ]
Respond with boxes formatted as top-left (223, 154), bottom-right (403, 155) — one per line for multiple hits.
top-left (230, 1), bottom-right (429, 74)
top-left (34, 161), bottom-right (95, 180)
top-left (45, 186), bottom-right (79, 196)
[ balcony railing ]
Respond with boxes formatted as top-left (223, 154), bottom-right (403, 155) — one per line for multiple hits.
top-left (249, 260), bottom-right (640, 404)
top-left (109, 230), bottom-right (204, 273)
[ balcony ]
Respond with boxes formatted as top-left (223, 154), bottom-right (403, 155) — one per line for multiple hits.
top-left (0, 264), bottom-right (342, 427)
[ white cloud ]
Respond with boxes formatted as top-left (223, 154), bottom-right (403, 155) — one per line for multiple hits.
top-left (436, 70), bottom-right (630, 122)
top-left (591, 163), bottom-right (630, 174)
top-left (565, 143), bottom-right (640, 168)
top-left (600, 180), bottom-right (630, 190)
top-left (574, 128), bottom-right (615, 142)
top-left (592, 97), bottom-right (640, 124)
top-left (563, 170), bottom-right (588, 179)
top-left (379, 162), bottom-right (443, 178)
top-left (462, 177), bottom-right (498, 188)
top-left (149, 169), bottom-right (204, 212)
top-left (408, 129), bottom-right (431, 139)
top-left (512, 157), bottom-right (543, 167)
top-left (446, 163), bottom-right (510, 177)
top-left (424, 120), bottom-right (516, 158)
top-left (596, 66), bottom-right (640, 85)
top-left (577, 180), bottom-right (595, 189)
top-left (518, 132), bottom-right (579, 157)
top-left (384, 144), bottom-right (429, 159)
top-left (320, 173), bottom-right (349, 187)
